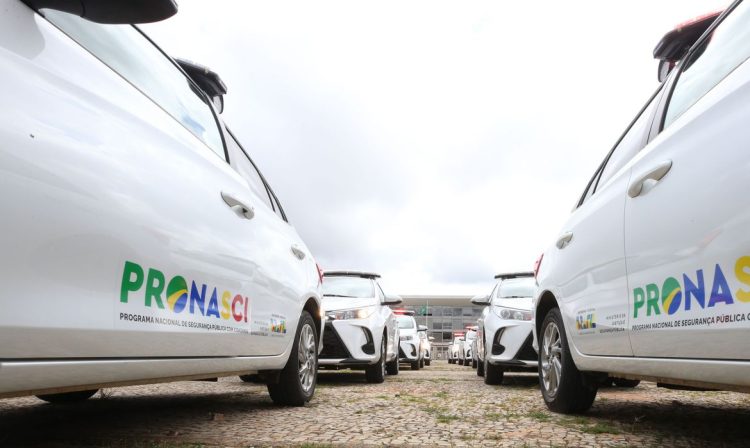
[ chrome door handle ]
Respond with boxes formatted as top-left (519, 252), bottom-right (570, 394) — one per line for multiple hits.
top-left (291, 244), bottom-right (306, 260)
top-left (556, 231), bottom-right (573, 249)
top-left (221, 191), bottom-right (255, 219)
top-left (628, 160), bottom-right (672, 198)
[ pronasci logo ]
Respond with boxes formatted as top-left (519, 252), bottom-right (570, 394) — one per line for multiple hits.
top-left (120, 261), bottom-right (249, 322)
top-left (632, 256), bottom-right (750, 318)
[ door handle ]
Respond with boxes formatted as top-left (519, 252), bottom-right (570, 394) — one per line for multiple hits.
top-left (221, 191), bottom-right (255, 219)
top-left (291, 244), bottom-right (306, 260)
top-left (628, 160), bottom-right (672, 198)
top-left (556, 231), bottom-right (573, 249)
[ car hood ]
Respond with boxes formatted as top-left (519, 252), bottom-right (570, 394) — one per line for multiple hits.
top-left (493, 296), bottom-right (533, 311)
top-left (322, 296), bottom-right (378, 312)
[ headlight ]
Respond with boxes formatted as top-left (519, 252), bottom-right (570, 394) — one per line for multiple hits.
top-left (400, 335), bottom-right (413, 341)
top-left (493, 306), bottom-right (532, 321)
top-left (326, 306), bottom-right (376, 320)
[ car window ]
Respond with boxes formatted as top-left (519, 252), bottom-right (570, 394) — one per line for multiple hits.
top-left (496, 277), bottom-right (536, 299)
top-left (594, 92), bottom-right (660, 193)
top-left (323, 277), bottom-right (374, 298)
top-left (396, 316), bottom-right (415, 329)
top-left (43, 11), bottom-right (225, 158)
top-left (268, 189), bottom-right (288, 222)
top-left (224, 131), bottom-right (275, 211)
top-left (663, 2), bottom-right (750, 128)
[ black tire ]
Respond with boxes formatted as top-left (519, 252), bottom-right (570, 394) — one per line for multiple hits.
top-left (477, 356), bottom-right (485, 377)
top-left (472, 359), bottom-right (478, 369)
top-left (425, 359), bottom-right (431, 366)
top-left (365, 335), bottom-right (387, 383)
top-left (36, 389), bottom-right (98, 404)
top-left (538, 307), bottom-right (597, 414)
top-left (411, 360), bottom-right (420, 370)
top-left (267, 311), bottom-right (318, 406)
top-left (448, 359), bottom-right (454, 364)
top-left (419, 358), bottom-right (425, 368)
top-left (386, 356), bottom-right (399, 375)
top-left (484, 356), bottom-right (504, 385)
top-left (464, 358), bottom-right (471, 366)
top-left (612, 378), bottom-right (640, 388)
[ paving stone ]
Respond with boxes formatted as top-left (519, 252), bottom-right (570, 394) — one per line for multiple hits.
top-left (1, 362), bottom-right (750, 447)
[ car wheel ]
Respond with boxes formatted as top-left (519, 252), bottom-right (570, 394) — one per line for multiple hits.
top-left (386, 355), bottom-right (399, 375)
top-left (477, 357), bottom-right (485, 377)
top-left (267, 311), bottom-right (318, 406)
top-left (484, 350), bottom-right (503, 385)
top-left (419, 358), bottom-right (425, 368)
top-left (472, 359), bottom-right (477, 368)
top-left (366, 335), bottom-right (387, 383)
top-left (464, 358), bottom-right (470, 366)
top-left (411, 360), bottom-right (420, 370)
top-left (425, 359), bottom-right (431, 366)
top-left (612, 378), bottom-right (640, 388)
top-left (539, 307), bottom-right (597, 413)
top-left (36, 389), bottom-right (98, 404)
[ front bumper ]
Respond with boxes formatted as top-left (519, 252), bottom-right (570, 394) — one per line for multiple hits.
top-left (398, 341), bottom-right (419, 361)
top-left (486, 320), bottom-right (538, 369)
top-left (318, 317), bottom-right (383, 367)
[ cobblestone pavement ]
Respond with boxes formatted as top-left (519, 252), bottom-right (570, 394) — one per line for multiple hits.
top-left (2, 361), bottom-right (750, 447)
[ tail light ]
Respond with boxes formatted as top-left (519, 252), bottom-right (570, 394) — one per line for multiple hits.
top-left (533, 252), bottom-right (544, 279)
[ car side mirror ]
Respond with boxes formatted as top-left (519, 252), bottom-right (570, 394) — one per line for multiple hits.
top-left (657, 59), bottom-right (675, 83)
top-left (418, 325), bottom-right (428, 332)
top-left (23, 0), bottom-right (178, 24)
top-left (470, 294), bottom-right (490, 305)
top-left (383, 294), bottom-right (402, 305)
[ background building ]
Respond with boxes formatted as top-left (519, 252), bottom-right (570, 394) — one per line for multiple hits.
top-left (399, 295), bottom-right (482, 360)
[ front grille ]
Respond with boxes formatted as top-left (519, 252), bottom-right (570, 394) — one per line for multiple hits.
top-left (515, 334), bottom-right (537, 362)
top-left (320, 323), bottom-right (352, 359)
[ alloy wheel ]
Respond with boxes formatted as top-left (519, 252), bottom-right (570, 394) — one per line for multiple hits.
top-left (298, 323), bottom-right (316, 393)
top-left (541, 321), bottom-right (562, 397)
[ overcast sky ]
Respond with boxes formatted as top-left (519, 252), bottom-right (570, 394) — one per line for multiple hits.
top-left (144, 0), bottom-right (729, 296)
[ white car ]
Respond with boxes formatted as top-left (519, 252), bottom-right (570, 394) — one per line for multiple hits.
top-left (474, 273), bottom-right (538, 385)
top-left (319, 272), bottom-right (402, 381)
top-left (533, 1), bottom-right (750, 413)
top-left (395, 311), bottom-right (423, 370)
top-left (448, 335), bottom-right (464, 364)
top-left (417, 327), bottom-right (433, 366)
top-left (461, 328), bottom-right (478, 366)
top-left (0, 0), bottom-right (323, 406)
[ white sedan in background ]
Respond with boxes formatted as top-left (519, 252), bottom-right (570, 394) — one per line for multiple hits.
top-left (395, 311), bottom-right (423, 370)
top-left (0, 0), bottom-right (323, 406)
top-left (319, 272), bottom-right (402, 381)
top-left (534, 1), bottom-right (750, 413)
top-left (474, 273), bottom-right (538, 384)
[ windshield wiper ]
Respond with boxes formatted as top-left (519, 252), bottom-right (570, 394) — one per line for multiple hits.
top-left (323, 294), bottom-right (356, 298)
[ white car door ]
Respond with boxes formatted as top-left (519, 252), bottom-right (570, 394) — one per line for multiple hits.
top-left (542, 90), bottom-right (662, 356)
top-left (625, 2), bottom-right (750, 359)
top-left (0, 8), bottom-right (304, 359)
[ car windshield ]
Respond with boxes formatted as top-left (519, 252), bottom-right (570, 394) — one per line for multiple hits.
top-left (496, 277), bottom-right (536, 299)
top-left (322, 276), bottom-right (374, 298)
top-left (396, 315), bottom-right (415, 329)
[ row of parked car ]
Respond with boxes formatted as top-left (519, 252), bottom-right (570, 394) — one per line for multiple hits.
top-left (3, 0), bottom-right (750, 417)
top-left (450, 2), bottom-right (750, 414)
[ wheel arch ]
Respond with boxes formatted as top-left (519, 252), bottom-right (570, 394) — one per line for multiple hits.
top-left (535, 290), bottom-right (559, 340)
top-left (302, 297), bottom-right (321, 341)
